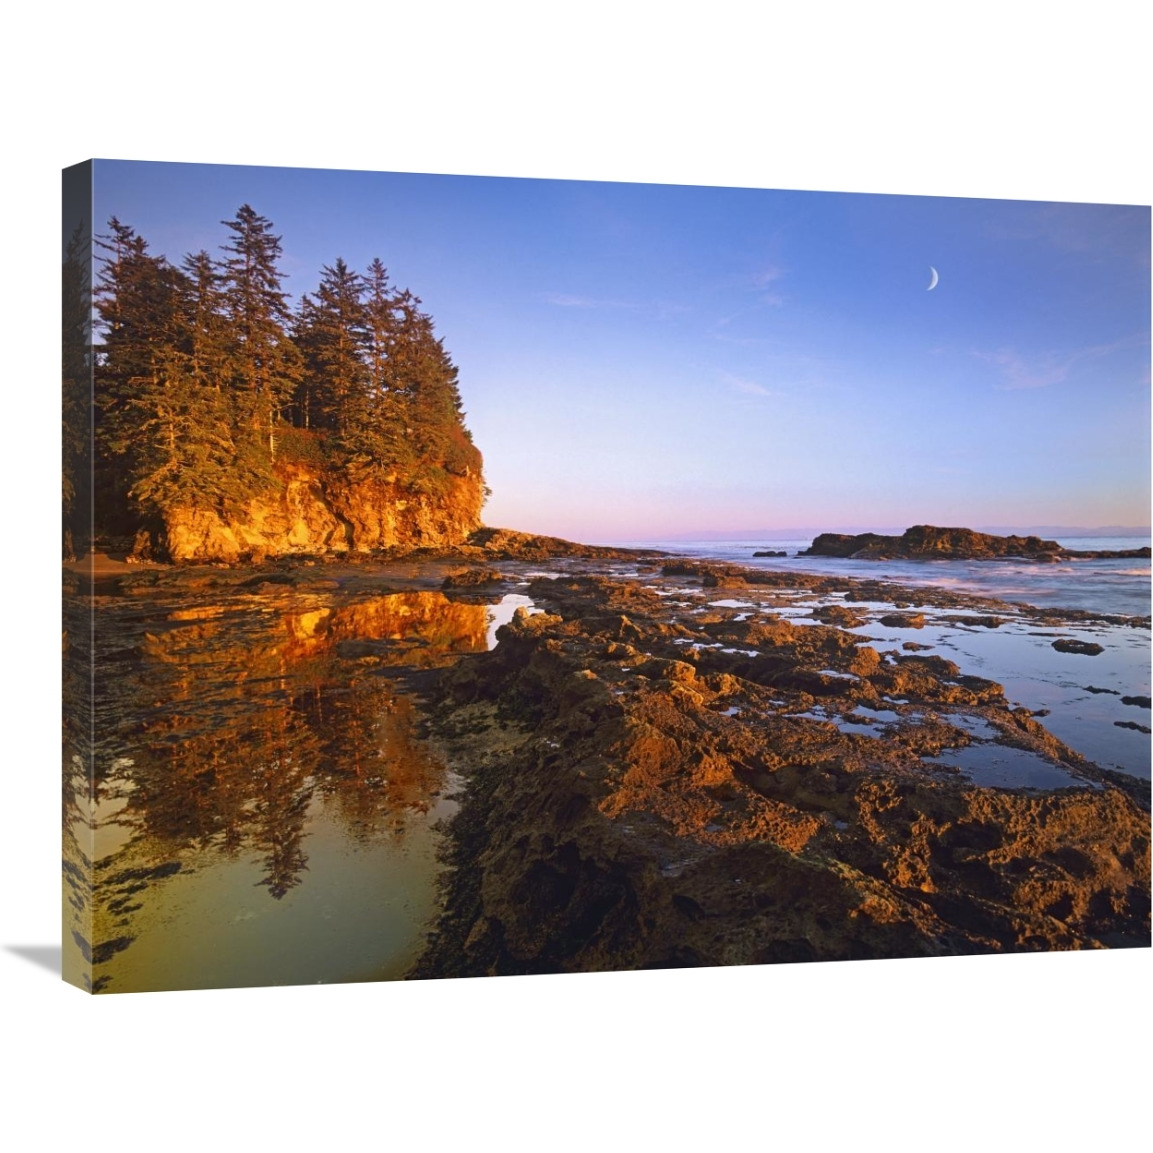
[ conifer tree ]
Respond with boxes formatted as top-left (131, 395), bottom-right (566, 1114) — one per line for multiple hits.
top-left (94, 219), bottom-right (187, 527)
top-left (164, 250), bottom-right (270, 510)
top-left (179, 250), bottom-right (231, 393)
top-left (384, 289), bottom-right (478, 490)
top-left (293, 257), bottom-right (368, 436)
top-left (62, 223), bottom-right (92, 558)
top-left (355, 257), bottom-right (411, 472)
top-left (218, 205), bottom-right (301, 459)
top-left (362, 258), bottom-right (393, 401)
top-left (88, 207), bottom-right (484, 544)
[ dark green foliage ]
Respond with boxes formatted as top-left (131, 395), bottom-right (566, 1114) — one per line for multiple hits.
top-left (62, 223), bottom-right (92, 558)
top-left (275, 425), bottom-right (333, 469)
top-left (94, 219), bottom-right (187, 530)
top-left (218, 205), bottom-right (304, 459)
top-left (95, 221), bottom-right (274, 522)
top-left (293, 257), bottom-right (368, 435)
top-left (348, 267), bottom-right (481, 492)
top-left (90, 207), bottom-right (484, 539)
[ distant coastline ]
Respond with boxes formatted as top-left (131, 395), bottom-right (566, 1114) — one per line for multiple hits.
top-left (642, 526), bottom-right (1152, 543)
top-left (797, 526), bottom-right (1151, 562)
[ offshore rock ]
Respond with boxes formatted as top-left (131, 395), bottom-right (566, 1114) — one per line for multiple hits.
top-left (801, 525), bottom-right (1151, 562)
top-left (1052, 639), bottom-right (1105, 656)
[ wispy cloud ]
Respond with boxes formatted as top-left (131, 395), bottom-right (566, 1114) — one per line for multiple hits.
top-left (541, 292), bottom-right (689, 318)
top-left (542, 292), bottom-right (619, 309)
top-left (746, 266), bottom-right (787, 309)
top-left (752, 265), bottom-right (785, 288)
top-left (975, 349), bottom-right (1071, 390)
top-left (712, 296), bottom-right (785, 344)
top-left (975, 339), bottom-right (1136, 391)
top-left (720, 371), bottom-right (776, 397)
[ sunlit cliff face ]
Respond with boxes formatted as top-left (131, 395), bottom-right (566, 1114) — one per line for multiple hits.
top-left (64, 589), bottom-right (490, 992)
top-left (163, 467), bottom-right (485, 563)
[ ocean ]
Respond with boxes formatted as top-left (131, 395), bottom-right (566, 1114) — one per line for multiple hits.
top-left (604, 536), bottom-right (1152, 618)
top-left (590, 534), bottom-right (1150, 781)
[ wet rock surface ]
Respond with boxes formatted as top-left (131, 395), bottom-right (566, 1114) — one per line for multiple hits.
top-left (77, 523), bottom-right (665, 575)
top-left (65, 538), bottom-right (1150, 983)
top-left (413, 568), bottom-right (1150, 978)
top-left (1053, 639), bottom-right (1105, 656)
top-left (442, 567), bottom-right (506, 589)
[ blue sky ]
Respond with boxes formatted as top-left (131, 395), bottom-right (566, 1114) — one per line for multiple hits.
top-left (93, 160), bottom-right (1150, 540)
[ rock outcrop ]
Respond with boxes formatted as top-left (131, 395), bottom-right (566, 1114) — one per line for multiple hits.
top-left (801, 525), bottom-right (1151, 562)
top-left (413, 575), bottom-right (1150, 977)
top-left (160, 463), bottom-right (484, 563)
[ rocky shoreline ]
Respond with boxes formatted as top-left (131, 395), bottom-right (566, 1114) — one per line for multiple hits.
top-left (69, 526), bottom-right (665, 582)
top-left (409, 559), bottom-right (1150, 977)
top-left (65, 533), bottom-right (1151, 978)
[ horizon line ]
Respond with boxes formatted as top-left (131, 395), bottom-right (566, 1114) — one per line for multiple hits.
top-left (593, 524), bottom-right (1153, 542)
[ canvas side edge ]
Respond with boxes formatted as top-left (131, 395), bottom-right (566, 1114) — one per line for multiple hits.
top-left (62, 160), bottom-right (95, 992)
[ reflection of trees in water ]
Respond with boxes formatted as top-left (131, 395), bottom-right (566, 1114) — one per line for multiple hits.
top-left (123, 700), bottom-right (324, 900)
top-left (62, 750), bottom-right (95, 990)
top-left (247, 706), bottom-right (318, 899)
top-left (63, 590), bottom-right (97, 989)
top-left (305, 677), bottom-right (447, 843)
top-left (81, 590), bottom-right (486, 988)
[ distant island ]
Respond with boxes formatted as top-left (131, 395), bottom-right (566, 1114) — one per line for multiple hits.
top-left (800, 525), bottom-right (1151, 562)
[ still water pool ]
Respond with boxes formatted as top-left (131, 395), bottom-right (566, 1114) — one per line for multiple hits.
top-left (64, 585), bottom-right (525, 993)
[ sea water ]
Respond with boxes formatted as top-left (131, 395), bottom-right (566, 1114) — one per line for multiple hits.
top-left (607, 536), bottom-right (1151, 618)
top-left (63, 587), bottom-right (534, 993)
top-left (595, 535), bottom-right (1151, 782)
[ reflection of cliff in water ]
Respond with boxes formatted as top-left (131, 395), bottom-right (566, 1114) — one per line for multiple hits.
top-left (65, 588), bottom-right (489, 992)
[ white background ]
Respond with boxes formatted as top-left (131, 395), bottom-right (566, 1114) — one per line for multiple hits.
top-left (2, 3), bottom-right (1149, 1149)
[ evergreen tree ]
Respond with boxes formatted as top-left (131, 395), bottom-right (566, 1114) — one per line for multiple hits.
top-left (383, 289), bottom-right (478, 491)
top-left (87, 207), bottom-right (484, 543)
top-left (94, 219), bottom-right (188, 528)
top-left (179, 250), bottom-right (231, 393)
top-left (146, 249), bottom-right (271, 511)
top-left (94, 222), bottom-right (273, 523)
top-left (293, 257), bottom-right (368, 436)
top-left (62, 223), bottom-right (92, 558)
top-left (218, 205), bottom-right (302, 459)
top-left (354, 257), bottom-right (411, 472)
top-left (362, 258), bottom-right (393, 401)
top-left (95, 219), bottom-right (174, 411)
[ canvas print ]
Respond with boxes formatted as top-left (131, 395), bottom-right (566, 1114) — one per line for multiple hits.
top-left (62, 160), bottom-right (1150, 993)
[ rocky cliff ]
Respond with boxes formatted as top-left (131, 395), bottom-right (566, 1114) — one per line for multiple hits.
top-left (159, 462), bottom-right (484, 563)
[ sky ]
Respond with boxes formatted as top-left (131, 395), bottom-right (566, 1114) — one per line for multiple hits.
top-left (90, 160), bottom-right (1151, 541)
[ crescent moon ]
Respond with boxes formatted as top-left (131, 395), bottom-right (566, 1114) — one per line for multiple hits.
top-left (927, 266), bottom-right (939, 291)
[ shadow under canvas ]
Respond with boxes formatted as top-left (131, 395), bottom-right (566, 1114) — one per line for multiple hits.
top-left (7, 945), bottom-right (63, 977)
